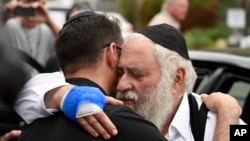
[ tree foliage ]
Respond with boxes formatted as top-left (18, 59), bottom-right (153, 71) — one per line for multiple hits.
top-left (117, 0), bottom-right (163, 30)
top-left (137, 0), bottom-right (163, 29)
top-left (117, 0), bottom-right (136, 26)
top-left (181, 0), bottom-right (218, 32)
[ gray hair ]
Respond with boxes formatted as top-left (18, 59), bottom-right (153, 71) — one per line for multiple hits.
top-left (153, 44), bottom-right (197, 94)
top-left (125, 33), bottom-right (197, 93)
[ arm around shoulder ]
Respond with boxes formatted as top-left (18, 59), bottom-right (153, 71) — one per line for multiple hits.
top-left (201, 92), bottom-right (243, 141)
top-left (14, 72), bottom-right (68, 124)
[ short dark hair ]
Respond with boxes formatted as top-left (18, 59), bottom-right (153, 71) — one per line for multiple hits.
top-left (56, 12), bottom-right (123, 74)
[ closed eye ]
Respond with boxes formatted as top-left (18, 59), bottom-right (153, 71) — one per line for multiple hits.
top-left (116, 67), bottom-right (124, 77)
top-left (127, 68), bottom-right (146, 79)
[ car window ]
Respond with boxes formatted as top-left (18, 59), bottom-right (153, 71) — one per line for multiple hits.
top-left (195, 74), bottom-right (210, 93)
top-left (228, 81), bottom-right (250, 107)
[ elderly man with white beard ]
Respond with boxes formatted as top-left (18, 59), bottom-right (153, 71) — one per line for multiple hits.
top-left (13, 24), bottom-right (244, 141)
top-left (115, 24), bottom-right (246, 141)
top-left (115, 28), bottom-right (197, 132)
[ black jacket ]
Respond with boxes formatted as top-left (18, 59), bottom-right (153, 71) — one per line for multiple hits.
top-left (18, 78), bottom-right (167, 141)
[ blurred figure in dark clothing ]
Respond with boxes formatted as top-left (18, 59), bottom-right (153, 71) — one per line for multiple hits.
top-left (0, 23), bottom-right (27, 104)
top-left (0, 25), bottom-right (27, 141)
top-left (0, 40), bottom-right (27, 106)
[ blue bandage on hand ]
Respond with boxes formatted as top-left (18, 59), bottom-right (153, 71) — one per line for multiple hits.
top-left (61, 86), bottom-right (106, 121)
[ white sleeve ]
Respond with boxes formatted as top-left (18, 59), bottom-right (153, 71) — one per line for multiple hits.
top-left (14, 71), bottom-right (68, 124)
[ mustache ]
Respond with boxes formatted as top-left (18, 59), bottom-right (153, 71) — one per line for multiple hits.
top-left (116, 91), bottom-right (139, 101)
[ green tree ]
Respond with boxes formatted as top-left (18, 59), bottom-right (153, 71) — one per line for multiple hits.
top-left (117, 0), bottom-right (163, 30)
top-left (137, 0), bottom-right (163, 29)
top-left (181, 0), bottom-right (218, 32)
top-left (117, 0), bottom-right (136, 26)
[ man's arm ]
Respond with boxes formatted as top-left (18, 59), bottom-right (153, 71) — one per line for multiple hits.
top-left (14, 71), bottom-right (68, 124)
top-left (201, 92), bottom-right (243, 141)
top-left (37, 4), bottom-right (61, 36)
top-left (28, 2), bottom-right (61, 36)
top-left (45, 85), bottom-right (122, 139)
top-left (14, 71), bottom-right (122, 139)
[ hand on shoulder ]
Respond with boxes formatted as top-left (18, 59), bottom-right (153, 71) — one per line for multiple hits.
top-left (201, 92), bottom-right (242, 119)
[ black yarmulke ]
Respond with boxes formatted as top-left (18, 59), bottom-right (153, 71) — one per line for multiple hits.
top-left (138, 24), bottom-right (190, 60)
top-left (63, 11), bottom-right (100, 28)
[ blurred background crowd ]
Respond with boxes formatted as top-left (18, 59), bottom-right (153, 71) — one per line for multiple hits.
top-left (0, 0), bottom-right (250, 106)
top-left (1, 0), bottom-right (250, 52)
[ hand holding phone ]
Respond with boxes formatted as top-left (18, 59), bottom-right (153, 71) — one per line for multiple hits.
top-left (13, 6), bottom-right (35, 17)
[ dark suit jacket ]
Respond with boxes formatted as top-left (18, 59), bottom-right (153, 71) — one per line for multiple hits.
top-left (18, 78), bottom-right (167, 141)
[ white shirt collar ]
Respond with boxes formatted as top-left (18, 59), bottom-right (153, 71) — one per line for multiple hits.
top-left (165, 92), bottom-right (192, 140)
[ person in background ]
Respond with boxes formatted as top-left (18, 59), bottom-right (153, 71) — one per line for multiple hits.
top-left (0, 44), bottom-right (27, 107)
top-left (0, 1), bottom-right (58, 139)
top-left (0, 34), bottom-right (27, 141)
top-left (148, 0), bottom-right (189, 31)
top-left (66, 2), bottom-right (93, 21)
top-left (43, 1), bottom-right (94, 73)
top-left (1, 0), bottom-right (18, 24)
top-left (2, 0), bottom-right (60, 67)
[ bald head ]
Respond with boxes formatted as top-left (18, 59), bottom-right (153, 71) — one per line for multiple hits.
top-left (165, 0), bottom-right (189, 21)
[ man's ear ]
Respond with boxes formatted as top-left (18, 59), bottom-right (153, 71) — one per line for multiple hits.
top-left (106, 42), bottom-right (118, 69)
top-left (172, 67), bottom-right (186, 95)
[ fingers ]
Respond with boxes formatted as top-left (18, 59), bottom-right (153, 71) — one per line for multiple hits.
top-left (201, 93), bottom-right (218, 113)
top-left (77, 117), bottom-right (100, 138)
top-left (200, 93), bottom-right (208, 102)
top-left (29, 2), bottom-right (41, 8)
top-left (0, 130), bottom-right (21, 141)
top-left (77, 111), bottom-right (118, 140)
top-left (94, 112), bottom-right (118, 136)
top-left (106, 96), bottom-right (123, 106)
top-left (201, 92), bottom-right (242, 116)
top-left (34, 5), bottom-right (50, 22)
top-left (5, 0), bottom-right (19, 10)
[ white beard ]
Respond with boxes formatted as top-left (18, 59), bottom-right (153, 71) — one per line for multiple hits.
top-left (116, 78), bottom-right (174, 130)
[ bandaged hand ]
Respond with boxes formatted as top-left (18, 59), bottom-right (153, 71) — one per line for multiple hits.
top-left (61, 86), bottom-right (106, 121)
top-left (60, 86), bottom-right (123, 139)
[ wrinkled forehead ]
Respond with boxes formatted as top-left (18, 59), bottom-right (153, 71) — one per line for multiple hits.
top-left (123, 33), bottom-right (154, 48)
top-left (119, 33), bottom-right (157, 66)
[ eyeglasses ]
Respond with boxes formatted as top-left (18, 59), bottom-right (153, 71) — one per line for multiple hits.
top-left (101, 43), bottom-right (122, 51)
